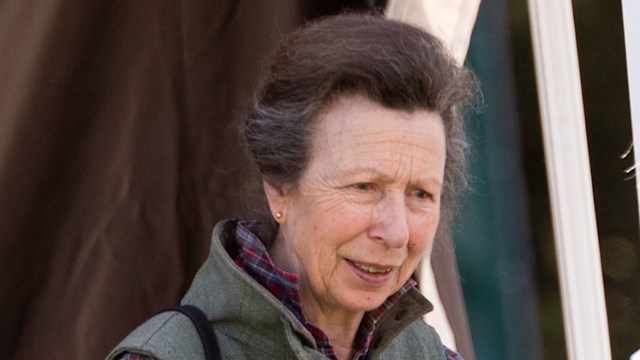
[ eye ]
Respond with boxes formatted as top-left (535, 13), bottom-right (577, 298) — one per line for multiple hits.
top-left (412, 188), bottom-right (432, 200)
top-left (353, 183), bottom-right (373, 191)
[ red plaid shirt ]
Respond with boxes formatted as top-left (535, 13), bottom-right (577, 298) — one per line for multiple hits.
top-left (117, 220), bottom-right (463, 360)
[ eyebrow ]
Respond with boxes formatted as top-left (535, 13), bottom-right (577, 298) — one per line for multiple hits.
top-left (337, 165), bottom-right (443, 187)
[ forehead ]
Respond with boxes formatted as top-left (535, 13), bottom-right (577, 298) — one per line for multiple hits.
top-left (312, 95), bottom-right (444, 147)
top-left (307, 95), bottom-right (446, 180)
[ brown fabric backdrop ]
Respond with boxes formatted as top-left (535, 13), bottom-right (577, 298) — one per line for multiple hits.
top-left (0, 1), bottom-right (473, 358)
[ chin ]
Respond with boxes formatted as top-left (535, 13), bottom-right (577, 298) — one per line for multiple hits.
top-left (338, 289), bottom-right (393, 313)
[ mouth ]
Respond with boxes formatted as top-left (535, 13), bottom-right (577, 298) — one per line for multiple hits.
top-left (349, 260), bottom-right (393, 274)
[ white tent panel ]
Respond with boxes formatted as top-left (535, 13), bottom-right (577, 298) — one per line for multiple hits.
top-left (386, 0), bottom-right (480, 64)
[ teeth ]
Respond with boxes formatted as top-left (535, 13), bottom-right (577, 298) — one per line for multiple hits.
top-left (352, 261), bottom-right (392, 274)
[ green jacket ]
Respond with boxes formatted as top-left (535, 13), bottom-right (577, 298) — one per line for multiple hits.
top-left (107, 220), bottom-right (449, 359)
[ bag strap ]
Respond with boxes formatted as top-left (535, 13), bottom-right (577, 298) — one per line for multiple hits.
top-left (164, 304), bottom-right (221, 360)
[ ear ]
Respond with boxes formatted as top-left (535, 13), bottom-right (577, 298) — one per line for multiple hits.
top-left (263, 180), bottom-right (289, 223)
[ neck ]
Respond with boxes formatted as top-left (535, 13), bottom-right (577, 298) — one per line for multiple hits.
top-left (298, 283), bottom-right (364, 360)
top-left (269, 232), bottom-right (297, 273)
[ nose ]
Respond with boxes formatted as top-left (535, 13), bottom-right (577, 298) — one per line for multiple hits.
top-left (369, 192), bottom-right (410, 248)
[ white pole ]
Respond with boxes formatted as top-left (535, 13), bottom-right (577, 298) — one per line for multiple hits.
top-left (527, 0), bottom-right (611, 359)
top-left (622, 0), bottom-right (640, 227)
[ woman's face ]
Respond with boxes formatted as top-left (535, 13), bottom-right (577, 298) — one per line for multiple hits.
top-left (267, 95), bottom-right (446, 318)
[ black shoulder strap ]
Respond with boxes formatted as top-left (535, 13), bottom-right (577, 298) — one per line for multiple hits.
top-left (165, 304), bottom-right (221, 360)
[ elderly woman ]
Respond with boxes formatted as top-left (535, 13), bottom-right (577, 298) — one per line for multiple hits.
top-left (108, 13), bottom-right (476, 360)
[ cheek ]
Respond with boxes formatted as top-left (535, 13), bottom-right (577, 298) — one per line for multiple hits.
top-left (320, 202), bottom-right (371, 237)
top-left (407, 239), bottom-right (429, 266)
top-left (303, 208), bottom-right (369, 273)
top-left (407, 213), bottom-right (440, 259)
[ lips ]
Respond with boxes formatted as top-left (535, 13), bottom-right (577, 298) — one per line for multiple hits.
top-left (349, 260), bottom-right (393, 274)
